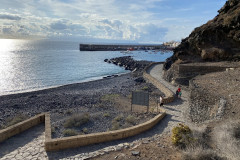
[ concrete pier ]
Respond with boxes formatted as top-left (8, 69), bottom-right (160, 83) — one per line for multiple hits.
top-left (79, 44), bottom-right (169, 51)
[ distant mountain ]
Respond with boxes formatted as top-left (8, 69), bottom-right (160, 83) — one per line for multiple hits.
top-left (164, 0), bottom-right (240, 69)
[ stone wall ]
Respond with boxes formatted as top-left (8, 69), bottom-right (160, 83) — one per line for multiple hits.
top-left (163, 63), bottom-right (233, 86)
top-left (178, 65), bottom-right (226, 77)
top-left (0, 110), bottom-right (166, 151)
top-left (143, 62), bottom-right (175, 104)
top-left (0, 113), bottom-right (45, 143)
top-left (44, 112), bottom-right (166, 151)
top-left (188, 79), bottom-right (227, 123)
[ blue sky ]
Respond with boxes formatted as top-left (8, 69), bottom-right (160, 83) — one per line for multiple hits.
top-left (0, 0), bottom-right (227, 43)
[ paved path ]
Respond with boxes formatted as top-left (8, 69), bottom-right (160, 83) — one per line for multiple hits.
top-left (0, 64), bottom-right (190, 160)
top-left (147, 63), bottom-right (190, 133)
top-left (0, 124), bottom-right (47, 160)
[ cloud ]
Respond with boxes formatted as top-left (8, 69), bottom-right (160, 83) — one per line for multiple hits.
top-left (0, 0), bottom-right (224, 42)
top-left (135, 24), bottom-right (168, 42)
top-left (2, 27), bottom-right (13, 34)
top-left (50, 21), bottom-right (68, 30)
top-left (0, 13), bottom-right (21, 20)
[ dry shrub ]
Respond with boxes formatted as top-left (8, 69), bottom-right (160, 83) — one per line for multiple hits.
top-left (183, 148), bottom-right (225, 160)
top-left (182, 125), bottom-right (226, 160)
top-left (125, 115), bottom-right (136, 125)
top-left (101, 94), bottom-right (119, 102)
top-left (63, 129), bottom-right (78, 137)
top-left (110, 121), bottom-right (120, 131)
top-left (113, 114), bottom-right (124, 122)
top-left (2, 114), bottom-right (28, 129)
top-left (82, 127), bottom-right (88, 134)
top-left (103, 112), bottom-right (110, 118)
top-left (64, 113), bottom-right (90, 128)
top-left (213, 120), bottom-right (240, 160)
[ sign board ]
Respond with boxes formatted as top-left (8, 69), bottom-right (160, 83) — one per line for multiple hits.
top-left (132, 91), bottom-right (149, 106)
top-left (131, 91), bottom-right (149, 112)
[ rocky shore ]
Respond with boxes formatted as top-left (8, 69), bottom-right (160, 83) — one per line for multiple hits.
top-left (104, 56), bottom-right (150, 72)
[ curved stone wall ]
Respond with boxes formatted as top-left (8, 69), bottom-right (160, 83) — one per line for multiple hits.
top-left (0, 111), bottom-right (166, 151)
top-left (44, 112), bottom-right (166, 151)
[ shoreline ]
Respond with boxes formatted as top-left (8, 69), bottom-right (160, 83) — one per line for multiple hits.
top-left (0, 71), bottom-right (130, 98)
top-left (0, 56), bottom-right (151, 98)
top-left (0, 72), bottom-right (134, 125)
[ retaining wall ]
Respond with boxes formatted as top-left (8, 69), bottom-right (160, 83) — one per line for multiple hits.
top-left (178, 65), bottom-right (226, 77)
top-left (44, 112), bottom-right (166, 151)
top-left (0, 110), bottom-right (166, 151)
top-left (0, 113), bottom-right (45, 143)
top-left (143, 62), bottom-right (175, 104)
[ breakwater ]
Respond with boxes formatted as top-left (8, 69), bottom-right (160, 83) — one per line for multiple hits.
top-left (80, 44), bottom-right (170, 51)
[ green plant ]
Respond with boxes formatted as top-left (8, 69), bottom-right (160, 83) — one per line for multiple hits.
top-left (64, 113), bottom-right (90, 128)
top-left (103, 112), bottom-right (110, 118)
top-left (125, 115), bottom-right (136, 125)
top-left (113, 114), bottom-right (124, 122)
top-left (111, 121), bottom-right (120, 131)
top-left (141, 86), bottom-right (149, 91)
top-left (63, 129), bottom-right (78, 137)
top-left (51, 126), bottom-right (56, 134)
top-left (171, 123), bottom-right (193, 148)
top-left (66, 109), bottom-right (73, 115)
top-left (82, 127), bottom-right (88, 134)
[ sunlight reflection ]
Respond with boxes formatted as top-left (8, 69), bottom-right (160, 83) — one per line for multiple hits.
top-left (0, 39), bottom-right (17, 52)
top-left (0, 39), bottom-right (28, 94)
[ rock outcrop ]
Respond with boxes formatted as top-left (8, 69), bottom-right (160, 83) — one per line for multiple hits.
top-left (104, 56), bottom-right (150, 72)
top-left (164, 0), bottom-right (240, 70)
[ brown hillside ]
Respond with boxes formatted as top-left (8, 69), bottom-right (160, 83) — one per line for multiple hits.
top-left (164, 0), bottom-right (240, 70)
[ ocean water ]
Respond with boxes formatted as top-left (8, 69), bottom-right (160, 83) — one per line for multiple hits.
top-left (0, 39), bottom-right (172, 95)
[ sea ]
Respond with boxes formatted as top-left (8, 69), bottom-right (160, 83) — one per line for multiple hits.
top-left (0, 39), bottom-right (172, 96)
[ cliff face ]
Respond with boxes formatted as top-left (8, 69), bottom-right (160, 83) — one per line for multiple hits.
top-left (164, 0), bottom-right (240, 70)
top-left (162, 0), bottom-right (240, 123)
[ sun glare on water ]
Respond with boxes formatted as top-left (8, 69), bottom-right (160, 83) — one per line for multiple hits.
top-left (0, 39), bottom-right (18, 52)
top-left (0, 39), bottom-right (28, 95)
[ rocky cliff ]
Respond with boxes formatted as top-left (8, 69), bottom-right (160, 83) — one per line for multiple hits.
top-left (164, 0), bottom-right (240, 70)
top-left (162, 0), bottom-right (240, 123)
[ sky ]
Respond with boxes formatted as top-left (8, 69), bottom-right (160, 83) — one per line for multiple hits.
top-left (0, 0), bottom-right (227, 43)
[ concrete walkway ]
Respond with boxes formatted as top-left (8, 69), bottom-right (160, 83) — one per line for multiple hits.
top-left (0, 63), bottom-right (190, 160)
top-left (147, 63), bottom-right (190, 134)
top-left (0, 124), bottom-right (47, 160)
